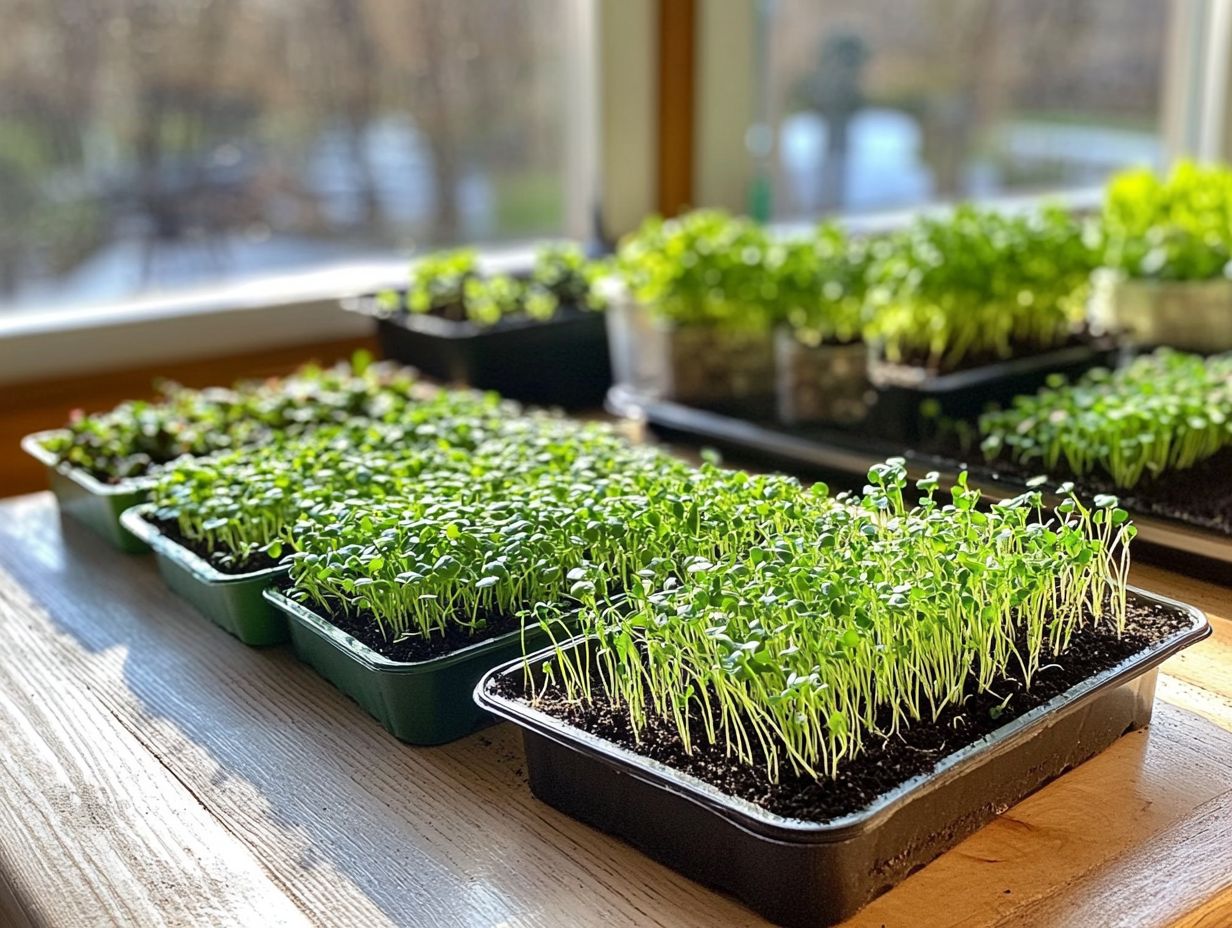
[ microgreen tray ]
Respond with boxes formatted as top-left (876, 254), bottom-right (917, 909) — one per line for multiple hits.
top-left (477, 586), bottom-right (1209, 928)
top-left (867, 340), bottom-right (1119, 441)
top-left (120, 505), bottom-right (289, 646)
top-left (608, 386), bottom-right (1232, 574)
top-left (345, 295), bottom-right (611, 408)
top-left (263, 587), bottom-right (571, 745)
top-left (23, 430), bottom-right (152, 554)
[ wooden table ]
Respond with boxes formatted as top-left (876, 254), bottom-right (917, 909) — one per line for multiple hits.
top-left (2, 492), bottom-right (1232, 928)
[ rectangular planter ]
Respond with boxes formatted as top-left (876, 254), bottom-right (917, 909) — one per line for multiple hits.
top-left (476, 587), bottom-right (1208, 928)
top-left (605, 298), bottom-right (775, 412)
top-left (23, 430), bottom-right (152, 554)
top-left (264, 587), bottom-right (571, 745)
top-left (774, 329), bottom-right (873, 427)
top-left (867, 340), bottom-right (1120, 442)
top-left (345, 295), bottom-right (611, 408)
top-left (120, 506), bottom-right (288, 646)
top-left (1090, 267), bottom-right (1232, 354)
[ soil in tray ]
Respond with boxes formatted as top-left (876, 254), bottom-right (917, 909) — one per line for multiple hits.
top-left (1110, 451), bottom-right (1232, 536)
top-left (879, 333), bottom-right (1094, 378)
top-left (937, 446), bottom-right (1232, 539)
top-left (495, 599), bottom-right (1187, 823)
top-left (273, 577), bottom-right (528, 662)
top-left (150, 517), bottom-right (281, 575)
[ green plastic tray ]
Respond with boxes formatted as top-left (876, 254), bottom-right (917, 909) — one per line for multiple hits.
top-left (23, 430), bottom-right (152, 553)
top-left (121, 505), bottom-right (289, 646)
top-left (264, 587), bottom-right (569, 745)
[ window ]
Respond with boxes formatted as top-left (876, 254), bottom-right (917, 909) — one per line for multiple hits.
top-left (759, 0), bottom-right (1173, 218)
top-left (2, 0), bottom-right (589, 313)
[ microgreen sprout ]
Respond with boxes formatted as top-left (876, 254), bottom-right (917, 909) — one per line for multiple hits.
top-left (1101, 160), bottom-right (1232, 281)
top-left (865, 204), bottom-right (1096, 371)
top-left (980, 349), bottom-right (1232, 488)
top-left (536, 459), bottom-right (1135, 784)
top-left (42, 356), bottom-right (417, 483)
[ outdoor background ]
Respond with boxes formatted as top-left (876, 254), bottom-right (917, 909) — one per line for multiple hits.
top-left (2, 0), bottom-right (1168, 313)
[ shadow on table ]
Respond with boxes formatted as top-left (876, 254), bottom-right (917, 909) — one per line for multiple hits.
top-left (0, 498), bottom-right (749, 927)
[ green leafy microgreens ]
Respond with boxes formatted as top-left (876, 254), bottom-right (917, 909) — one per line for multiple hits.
top-left (980, 349), bottom-right (1232, 488)
top-left (42, 355), bottom-right (417, 483)
top-left (381, 248), bottom-right (479, 319)
top-left (616, 211), bottom-right (880, 340)
top-left (777, 223), bottom-right (879, 347)
top-left (461, 274), bottom-right (539, 325)
top-left (532, 242), bottom-right (607, 310)
top-left (616, 210), bottom-right (781, 331)
top-left (283, 426), bottom-right (832, 647)
top-left (537, 459), bottom-right (1135, 784)
top-left (283, 438), bottom-right (685, 639)
top-left (149, 389), bottom-right (516, 569)
top-left (1101, 160), bottom-right (1232, 281)
top-left (378, 243), bottom-right (605, 326)
top-left (865, 204), bottom-right (1096, 371)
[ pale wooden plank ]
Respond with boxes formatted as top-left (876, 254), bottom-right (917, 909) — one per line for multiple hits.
top-left (992, 789), bottom-right (1232, 928)
top-left (1172, 888), bottom-right (1232, 928)
top-left (0, 582), bottom-right (312, 928)
top-left (1157, 673), bottom-right (1232, 732)
top-left (844, 708), bottom-right (1232, 928)
top-left (0, 493), bottom-right (759, 928)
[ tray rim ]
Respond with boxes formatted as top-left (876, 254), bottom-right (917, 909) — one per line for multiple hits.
top-left (119, 504), bottom-right (287, 586)
top-left (23, 430), bottom-right (155, 498)
top-left (263, 586), bottom-right (572, 675)
top-left (342, 293), bottom-right (600, 340)
top-left (476, 585), bottom-right (1209, 845)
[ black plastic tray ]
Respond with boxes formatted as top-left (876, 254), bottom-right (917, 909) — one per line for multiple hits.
top-left (867, 340), bottom-right (1120, 441)
top-left (609, 386), bottom-right (1232, 574)
top-left (345, 295), bottom-right (611, 407)
top-left (476, 588), bottom-right (1208, 927)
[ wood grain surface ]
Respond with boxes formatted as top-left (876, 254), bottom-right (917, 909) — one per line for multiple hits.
top-left (0, 492), bottom-right (1231, 928)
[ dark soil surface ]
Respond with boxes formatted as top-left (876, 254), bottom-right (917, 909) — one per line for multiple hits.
top-left (936, 446), bottom-right (1232, 539)
top-left (272, 576), bottom-right (529, 662)
top-left (497, 599), bottom-right (1190, 823)
top-left (150, 517), bottom-right (281, 575)
top-left (879, 333), bottom-right (1097, 377)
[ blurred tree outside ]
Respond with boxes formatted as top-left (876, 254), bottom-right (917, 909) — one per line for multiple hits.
top-left (0, 0), bottom-right (570, 310)
top-left (769, 0), bottom-right (1168, 217)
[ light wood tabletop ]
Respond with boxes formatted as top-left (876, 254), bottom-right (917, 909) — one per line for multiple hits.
top-left (1, 491), bottom-right (1231, 928)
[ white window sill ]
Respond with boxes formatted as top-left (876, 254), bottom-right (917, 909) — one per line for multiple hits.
top-left (0, 244), bottom-right (545, 386)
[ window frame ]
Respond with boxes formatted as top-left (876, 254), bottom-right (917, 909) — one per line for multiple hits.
top-left (693, 0), bottom-right (1227, 215)
top-left (1, 0), bottom-right (607, 385)
top-left (2, 0), bottom-right (1227, 386)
